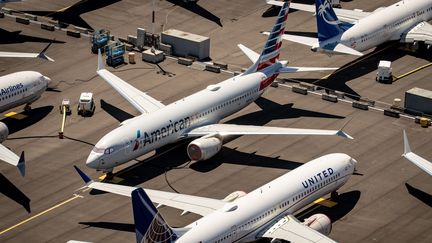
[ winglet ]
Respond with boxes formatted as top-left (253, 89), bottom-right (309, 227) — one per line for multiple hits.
top-left (337, 130), bottom-right (353, 140)
top-left (74, 165), bottom-right (92, 184)
top-left (37, 41), bottom-right (55, 62)
top-left (97, 49), bottom-right (105, 71)
top-left (17, 151), bottom-right (25, 177)
top-left (403, 130), bottom-right (411, 155)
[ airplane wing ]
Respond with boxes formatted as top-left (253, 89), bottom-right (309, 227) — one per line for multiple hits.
top-left (74, 166), bottom-right (225, 216)
top-left (261, 215), bottom-right (337, 243)
top-left (96, 51), bottom-right (165, 114)
top-left (184, 124), bottom-right (352, 139)
top-left (402, 130), bottom-right (432, 176)
top-left (401, 21), bottom-right (432, 45)
top-left (0, 145), bottom-right (25, 176)
top-left (0, 42), bottom-right (54, 61)
top-left (266, 1), bottom-right (370, 23)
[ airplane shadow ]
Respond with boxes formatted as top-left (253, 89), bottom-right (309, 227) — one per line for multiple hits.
top-left (166, 0), bottom-right (222, 27)
top-left (23, 0), bottom-right (121, 30)
top-left (79, 221), bottom-right (134, 233)
top-left (0, 29), bottom-right (65, 45)
top-left (100, 99), bottom-right (134, 123)
top-left (1, 105), bottom-right (53, 135)
top-left (405, 183), bottom-right (432, 207)
top-left (0, 173), bottom-right (31, 213)
top-left (283, 43), bottom-right (411, 99)
top-left (227, 97), bottom-right (345, 126)
top-left (297, 190), bottom-right (361, 223)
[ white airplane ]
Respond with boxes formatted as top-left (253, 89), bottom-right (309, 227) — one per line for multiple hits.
top-left (265, 0), bottom-right (432, 56)
top-left (402, 130), bottom-right (432, 176)
top-left (0, 70), bottom-right (51, 176)
top-left (86, 1), bottom-right (351, 175)
top-left (0, 42), bottom-right (54, 61)
top-left (75, 153), bottom-right (357, 242)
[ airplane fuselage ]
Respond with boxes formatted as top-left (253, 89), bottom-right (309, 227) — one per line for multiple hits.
top-left (338, 0), bottom-right (432, 52)
top-left (87, 66), bottom-right (280, 170)
top-left (175, 153), bottom-right (356, 242)
top-left (0, 71), bottom-right (50, 113)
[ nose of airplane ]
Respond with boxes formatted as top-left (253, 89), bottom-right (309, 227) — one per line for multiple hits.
top-left (86, 152), bottom-right (100, 169)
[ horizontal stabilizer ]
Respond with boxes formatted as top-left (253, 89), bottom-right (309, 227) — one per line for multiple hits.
top-left (279, 66), bottom-right (338, 73)
top-left (333, 43), bottom-right (363, 56)
top-left (237, 44), bottom-right (259, 63)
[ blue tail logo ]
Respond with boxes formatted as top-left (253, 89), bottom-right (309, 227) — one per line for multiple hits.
top-left (132, 188), bottom-right (178, 243)
top-left (317, 0), bottom-right (340, 26)
top-left (315, 0), bottom-right (352, 43)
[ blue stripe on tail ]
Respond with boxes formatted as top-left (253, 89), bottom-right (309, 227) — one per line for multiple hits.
top-left (315, 0), bottom-right (352, 42)
top-left (131, 188), bottom-right (178, 243)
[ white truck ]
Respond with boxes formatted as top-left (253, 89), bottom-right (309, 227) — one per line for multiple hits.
top-left (376, 60), bottom-right (393, 84)
top-left (77, 92), bottom-right (95, 117)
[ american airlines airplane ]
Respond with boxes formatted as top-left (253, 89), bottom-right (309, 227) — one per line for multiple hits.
top-left (0, 42), bottom-right (54, 61)
top-left (75, 153), bottom-right (357, 242)
top-left (86, 1), bottom-right (351, 176)
top-left (266, 0), bottom-right (432, 56)
top-left (0, 71), bottom-right (51, 176)
top-left (402, 130), bottom-right (432, 176)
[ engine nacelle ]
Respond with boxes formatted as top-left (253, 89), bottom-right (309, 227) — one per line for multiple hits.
top-left (0, 122), bottom-right (9, 143)
top-left (222, 191), bottom-right (247, 202)
top-left (302, 214), bottom-right (332, 236)
top-left (187, 136), bottom-right (222, 161)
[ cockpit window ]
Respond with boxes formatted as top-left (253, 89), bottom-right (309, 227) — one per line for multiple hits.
top-left (92, 147), bottom-right (105, 153)
top-left (104, 148), bottom-right (114, 154)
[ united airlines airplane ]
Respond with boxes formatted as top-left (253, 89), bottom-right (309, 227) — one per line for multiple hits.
top-left (0, 71), bottom-right (51, 176)
top-left (87, 1), bottom-right (351, 176)
top-left (266, 0), bottom-right (432, 56)
top-left (402, 130), bottom-right (432, 176)
top-left (75, 153), bottom-right (357, 243)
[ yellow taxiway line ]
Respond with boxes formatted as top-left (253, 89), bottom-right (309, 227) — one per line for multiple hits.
top-left (393, 62), bottom-right (432, 81)
top-left (0, 188), bottom-right (90, 236)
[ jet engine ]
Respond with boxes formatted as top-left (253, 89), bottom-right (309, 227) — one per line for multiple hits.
top-left (302, 213), bottom-right (332, 236)
top-left (222, 191), bottom-right (247, 202)
top-left (0, 122), bottom-right (9, 143)
top-left (187, 136), bottom-right (222, 161)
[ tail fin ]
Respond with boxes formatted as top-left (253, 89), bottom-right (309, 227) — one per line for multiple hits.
top-left (243, 0), bottom-right (290, 75)
top-left (315, 0), bottom-right (351, 43)
top-left (131, 188), bottom-right (178, 243)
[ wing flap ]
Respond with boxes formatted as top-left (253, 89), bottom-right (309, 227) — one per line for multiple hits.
top-left (86, 181), bottom-right (224, 216)
top-left (96, 51), bottom-right (165, 114)
top-left (184, 124), bottom-right (352, 139)
top-left (261, 215), bottom-right (337, 243)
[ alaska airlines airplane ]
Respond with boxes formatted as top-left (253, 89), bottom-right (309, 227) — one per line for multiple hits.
top-left (75, 153), bottom-right (357, 242)
top-left (0, 42), bottom-right (54, 61)
top-left (0, 71), bottom-right (51, 176)
top-left (87, 1), bottom-right (351, 175)
top-left (402, 130), bottom-right (432, 176)
top-left (266, 0), bottom-right (432, 56)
